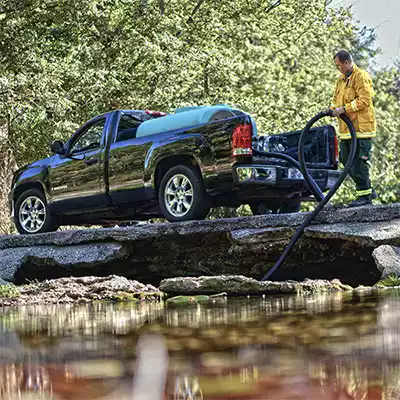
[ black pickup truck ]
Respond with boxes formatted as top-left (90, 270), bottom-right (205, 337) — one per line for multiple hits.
top-left (9, 105), bottom-right (340, 234)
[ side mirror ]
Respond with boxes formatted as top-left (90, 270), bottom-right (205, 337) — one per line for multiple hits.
top-left (50, 140), bottom-right (65, 155)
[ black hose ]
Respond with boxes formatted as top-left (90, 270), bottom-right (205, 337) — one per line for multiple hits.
top-left (252, 150), bottom-right (324, 202)
top-left (260, 111), bottom-right (357, 281)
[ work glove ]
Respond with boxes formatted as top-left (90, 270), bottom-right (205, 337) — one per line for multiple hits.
top-left (332, 107), bottom-right (345, 117)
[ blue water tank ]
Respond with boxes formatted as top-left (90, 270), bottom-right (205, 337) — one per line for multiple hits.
top-left (136, 105), bottom-right (257, 138)
top-left (136, 106), bottom-right (228, 137)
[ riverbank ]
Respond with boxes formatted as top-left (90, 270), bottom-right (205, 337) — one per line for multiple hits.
top-left (1, 274), bottom-right (398, 306)
top-left (0, 275), bottom-right (163, 306)
top-left (1, 204), bottom-right (400, 287)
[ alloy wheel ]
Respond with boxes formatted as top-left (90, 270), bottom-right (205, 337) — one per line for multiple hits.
top-left (164, 174), bottom-right (194, 217)
top-left (18, 196), bottom-right (47, 233)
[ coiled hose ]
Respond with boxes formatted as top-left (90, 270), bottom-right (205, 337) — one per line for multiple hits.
top-left (256, 110), bottom-right (357, 281)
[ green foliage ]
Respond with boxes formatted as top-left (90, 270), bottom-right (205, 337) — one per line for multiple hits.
top-left (0, 0), bottom-right (352, 165)
top-left (375, 275), bottom-right (400, 288)
top-left (0, 284), bottom-right (21, 299)
top-left (371, 67), bottom-right (400, 204)
top-left (0, 0), bottom-right (398, 213)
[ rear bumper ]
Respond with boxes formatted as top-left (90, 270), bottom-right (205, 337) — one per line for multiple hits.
top-left (233, 164), bottom-right (341, 192)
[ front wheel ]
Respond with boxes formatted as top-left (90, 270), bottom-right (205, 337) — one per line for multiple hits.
top-left (14, 189), bottom-right (59, 234)
top-left (159, 165), bottom-right (211, 222)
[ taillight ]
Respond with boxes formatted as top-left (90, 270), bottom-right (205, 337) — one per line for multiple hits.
top-left (232, 124), bottom-right (253, 157)
top-left (145, 110), bottom-right (167, 117)
top-left (334, 134), bottom-right (339, 166)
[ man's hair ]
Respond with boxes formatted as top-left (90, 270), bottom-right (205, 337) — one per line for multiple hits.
top-left (334, 50), bottom-right (353, 63)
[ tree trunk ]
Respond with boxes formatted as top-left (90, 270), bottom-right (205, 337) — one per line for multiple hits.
top-left (0, 120), bottom-right (17, 234)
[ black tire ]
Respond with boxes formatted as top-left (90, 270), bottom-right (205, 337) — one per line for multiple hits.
top-left (158, 165), bottom-right (211, 222)
top-left (249, 200), bottom-right (278, 215)
top-left (250, 198), bottom-right (302, 215)
top-left (14, 188), bottom-right (59, 234)
top-left (279, 198), bottom-right (302, 213)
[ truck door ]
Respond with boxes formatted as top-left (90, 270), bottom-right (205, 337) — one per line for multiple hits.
top-left (49, 116), bottom-right (108, 213)
top-left (107, 113), bottom-right (153, 204)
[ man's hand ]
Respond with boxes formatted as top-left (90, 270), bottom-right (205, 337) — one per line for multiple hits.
top-left (332, 107), bottom-right (345, 117)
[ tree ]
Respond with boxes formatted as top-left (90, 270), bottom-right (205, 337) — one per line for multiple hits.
top-left (371, 65), bottom-right (400, 203)
top-left (0, 0), bottom-right (398, 230)
top-left (0, 0), bottom-right (354, 166)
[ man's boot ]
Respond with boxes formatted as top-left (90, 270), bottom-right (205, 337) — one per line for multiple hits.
top-left (348, 194), bottom-right (372, 207)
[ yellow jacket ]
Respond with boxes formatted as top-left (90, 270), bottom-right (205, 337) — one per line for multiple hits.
top-left (330, 64), bottom-right (376, 140)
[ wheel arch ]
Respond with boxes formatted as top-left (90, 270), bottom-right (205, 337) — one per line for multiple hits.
top-left (13, 182), bottom-right (47, 203)
top-left (154, 155), bottom-right (202, 194)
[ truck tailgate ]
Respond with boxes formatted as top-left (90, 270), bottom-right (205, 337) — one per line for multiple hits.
top-left (256, 125), bottom-right (338, 170)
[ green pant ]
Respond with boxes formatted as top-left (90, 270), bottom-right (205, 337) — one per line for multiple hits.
top-left (339, 138), bottom-right (373, 197)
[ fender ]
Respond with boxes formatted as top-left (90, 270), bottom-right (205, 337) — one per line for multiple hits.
top-left (12, 163), bottom-right (51, 202)
top-left (143, 133), bottom-right (214, 193)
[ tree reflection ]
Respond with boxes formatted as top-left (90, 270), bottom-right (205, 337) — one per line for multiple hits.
top-left (0, 364), bottom-right (52, 398)
top-left (173, 376), bottom-right (203, 399)
top-left (0, 363), bottom-right (122, 399)
top-left (0, 293), bottom-right (400, 398)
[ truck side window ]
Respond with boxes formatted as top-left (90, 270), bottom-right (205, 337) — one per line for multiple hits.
top-left (115, 115), bottom-right (142, 142)
top-left (71, 119), bottom-right (106, 154)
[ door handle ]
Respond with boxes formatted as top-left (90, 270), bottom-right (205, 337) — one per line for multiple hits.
top-left (84, 157), bottom-right (99, 166)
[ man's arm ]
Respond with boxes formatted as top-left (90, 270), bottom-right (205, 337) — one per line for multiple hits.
top-left (345, 72), bottom-right (374, 113)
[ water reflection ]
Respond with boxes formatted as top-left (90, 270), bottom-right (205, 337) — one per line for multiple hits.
top-left (0, 291), bottom-right (351, 338)
top-left (0, 291), bottom-right (400, 398)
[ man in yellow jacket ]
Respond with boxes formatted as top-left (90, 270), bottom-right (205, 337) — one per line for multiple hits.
top-left (330, 50), bottom-right (377, 207)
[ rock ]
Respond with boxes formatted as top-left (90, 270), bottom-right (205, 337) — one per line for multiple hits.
top-left (0, 203), bottom-right (399, 286)
top-left (1, 203), bottom-right (399, 249)
top-left (0, 243), bottom-right (128, 283)
top-left (0, 278), bottom-right (9, 285)
top-left (372, 245), bottom-right (400, 278)
top-left (166, 293), bottom-right (228, 305)
top-left (354, 285), bottom-right (376, 293)
top-left (159, 275), bottom-right (353, 295)
top-left (166, 295), bottom-right (214, 305)
top-left (66, 359), bottom-right (124, 378)
top-left (2, 275), bottom-right (162, 306)
top-left (306, 219), bottom-right (400, 246)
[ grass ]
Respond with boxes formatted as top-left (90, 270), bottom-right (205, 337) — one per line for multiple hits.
top-left (0, 284), bottom-right (21, 299)
top-left (375, 275), bottom-right (400, 288)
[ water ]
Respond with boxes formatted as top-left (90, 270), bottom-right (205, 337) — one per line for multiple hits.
top-left (1, 291), bottom-right (400, 399)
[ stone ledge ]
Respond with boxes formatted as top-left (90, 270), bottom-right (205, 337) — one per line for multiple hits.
top-left (0, 275), bottom-right (162, 306)
top-left (0, 203), bottom-right (398, 249)
top-left (0, 204), bottom-right (399, 286)
top-left (0, 243), bottom-right (128, 282)
top-left (305, 219), bottom-right (400, 246)
top-left (159, 275), bottom-right (354, 295)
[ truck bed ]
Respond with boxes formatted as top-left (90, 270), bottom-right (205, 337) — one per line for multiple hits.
top-left (255, 125), bottom-right (338, 170)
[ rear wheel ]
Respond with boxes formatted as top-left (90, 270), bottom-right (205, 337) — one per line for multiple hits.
top-left (279, 198), bottom-right (302, 213)
top-left (159, 165), bottom-right (211, 222)
top-left (250, 198), bottom-right (302, 215)
top-left (15, 189), bottom-right (59, 234)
